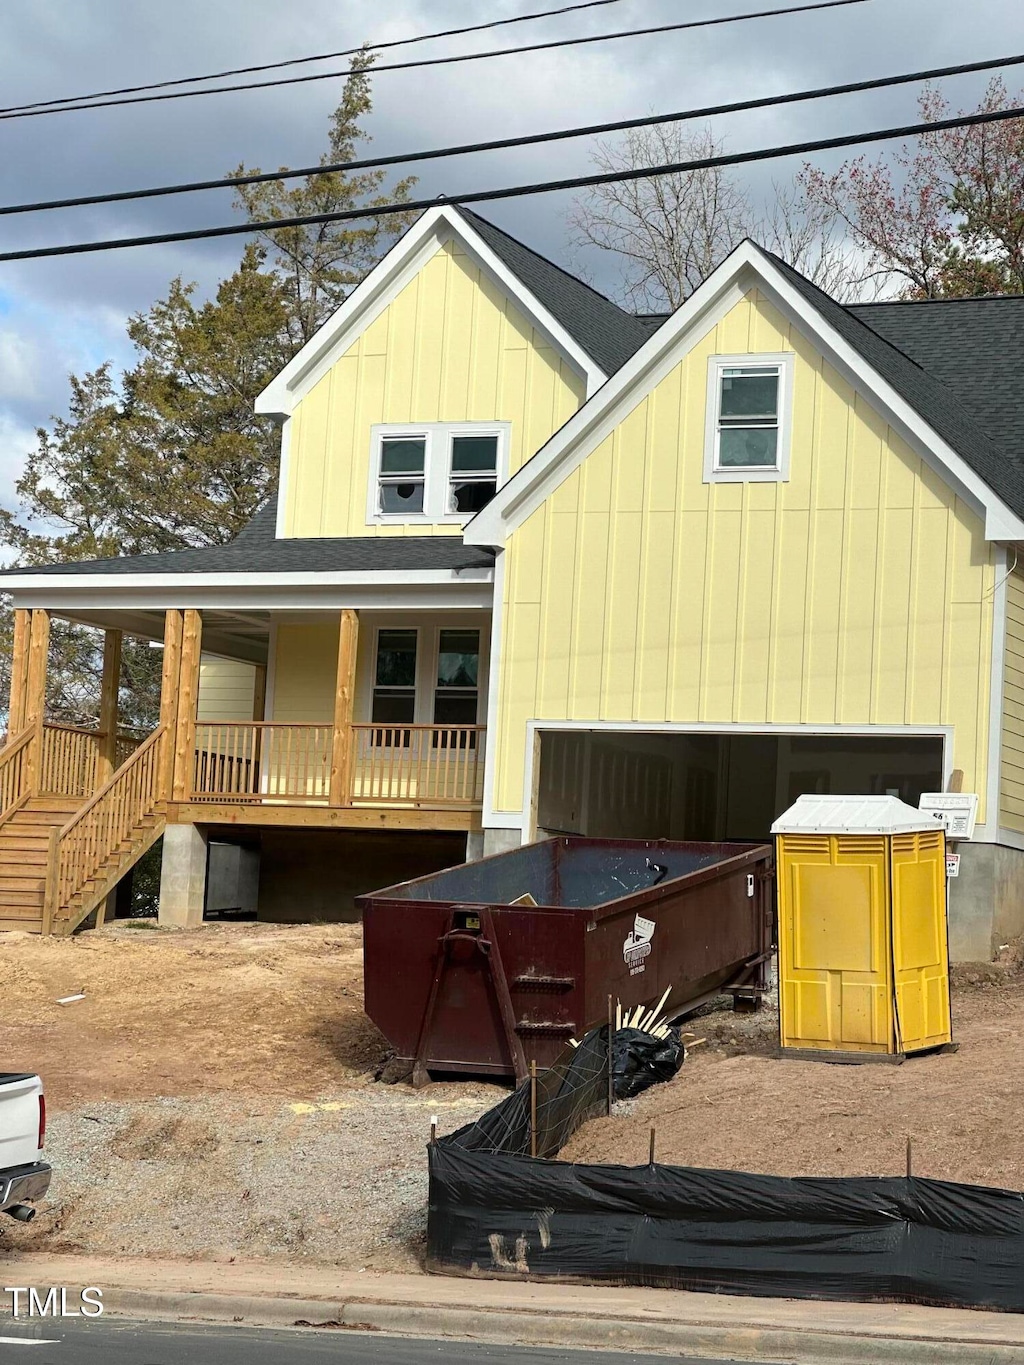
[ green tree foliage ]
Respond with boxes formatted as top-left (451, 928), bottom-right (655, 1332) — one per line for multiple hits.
top-left (233, 51), bottom-right (417, 347)
top-left (0, 58), bottom-right (413, 748)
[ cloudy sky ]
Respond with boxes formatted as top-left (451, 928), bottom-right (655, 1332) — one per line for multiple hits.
top-left (0, 0), bottom-right (1019, 513)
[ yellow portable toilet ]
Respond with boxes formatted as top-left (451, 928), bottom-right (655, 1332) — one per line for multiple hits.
top-left (772, 795), bottom-right (952, 1060)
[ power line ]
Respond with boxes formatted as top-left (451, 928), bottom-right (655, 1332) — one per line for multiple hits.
top-left (2, 0), bottom-right (635, 115)
top-left (2, 102), bottom-right (1021, 264)
top-left (0, 0), bottom-right (872, 123)
top-left (3, 50), bottom-right (1021, 221)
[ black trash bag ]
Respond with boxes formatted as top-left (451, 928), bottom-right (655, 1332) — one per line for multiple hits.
top-left (611, 1025), bottom-right (684, 1099)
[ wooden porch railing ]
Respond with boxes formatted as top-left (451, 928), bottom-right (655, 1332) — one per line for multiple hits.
top-left (191, 723), bottom-right (333, 802)
top-left (188, 721), bottom-right (486, 807)
top-left (0, 724), bottom-right (37, 820)
top-left (350, 724), bottom-right (486, 807)
top-left (39, 723), bottom-right (104, 798)
top-left (45, 726), bottom-right (167, 935)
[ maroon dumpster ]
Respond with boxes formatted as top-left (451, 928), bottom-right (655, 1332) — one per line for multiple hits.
top-left (357, 836), bottom-right (773, 1083)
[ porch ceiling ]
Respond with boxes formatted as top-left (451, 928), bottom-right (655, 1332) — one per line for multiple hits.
top-left (57, 606), bottom-right (271, 665)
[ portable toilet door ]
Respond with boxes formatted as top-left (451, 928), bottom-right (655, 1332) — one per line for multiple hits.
top-left (772, 795), bottom-right (951, 1059)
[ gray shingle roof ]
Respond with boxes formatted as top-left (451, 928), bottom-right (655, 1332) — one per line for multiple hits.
top-left (848, 297), bottom-right (1024, 463)
top-left (764, 251), bottom-right (1024, 522)
top-left (0, 492), bottom-right (494, 577)
top-left (13, 217), bottom-right (1024, 587)
top-left (457, 208), bottom-right (652, 376)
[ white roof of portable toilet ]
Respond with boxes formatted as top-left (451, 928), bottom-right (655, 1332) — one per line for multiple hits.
top-left (771, 794), bottom-right (945, 837)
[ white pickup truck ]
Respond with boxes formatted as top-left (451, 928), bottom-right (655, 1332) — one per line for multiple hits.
top-left (0, 1073), bottom-right (50, 1223)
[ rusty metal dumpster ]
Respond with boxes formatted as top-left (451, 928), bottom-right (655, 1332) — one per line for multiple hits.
top-left (357, 836), bottom-right (773, 1083)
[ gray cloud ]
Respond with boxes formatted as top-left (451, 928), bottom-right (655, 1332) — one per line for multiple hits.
top-left (0, 0), bottom-right (1020, 505)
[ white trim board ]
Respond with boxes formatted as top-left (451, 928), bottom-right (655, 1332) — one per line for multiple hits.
top-left (255, 206), bottom-right (606, 421)
top-left (9, 577), bottom-right (494, 614)
top-left (481, 549), bottom-right (508, 832)
top-left (463, 241), bottom-right (1024, 547)
top-left (2, 568), bottom-right (493, 591)
top-left (986, 546), bottom-right (1009, 841)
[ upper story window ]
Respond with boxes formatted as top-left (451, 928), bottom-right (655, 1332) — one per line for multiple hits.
top-left (369, 422), bottom-right (509, 524)
top-left (704, 353), bottom-right (793, 484)
top-left (378, 438), bottom-right (426, 515)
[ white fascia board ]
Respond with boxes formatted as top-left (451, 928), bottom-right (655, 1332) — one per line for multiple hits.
top-left (11, 587), bottom-right (493, 612)
top-left (6, 568), bottom-right (494, 613)
top-left (2, 568), bottom-right (492, 590)
top-left (753, 262), bottom-right (1024, 544)
top-left (255, 206), bottom-right (604, 419)
top-left (465, 239), bottom-right (1024, 546)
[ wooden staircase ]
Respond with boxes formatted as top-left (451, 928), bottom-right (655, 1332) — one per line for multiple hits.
top-left (0, 796), bottom-right (83, 933)
top-left (0, 721), bottom-right (167, 936)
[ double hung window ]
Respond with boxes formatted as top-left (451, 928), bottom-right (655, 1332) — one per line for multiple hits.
top-left (377, 438), bottom-right (426, 515)
top-left (370, 423), bottom-right (508, 523)
top-left (371, 629), bottom-right (418, 726)
top-left (433, 629), bottom-right (480, 731)
top-left (704, 354), bottom-right (793, 483)
top-left (448, 437), bottom-right (498, 514)
top-left (370, 627), bottom-right (482, 742)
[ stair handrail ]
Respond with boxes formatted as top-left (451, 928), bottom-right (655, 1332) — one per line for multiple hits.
top-left (0, 720), bottom-right (42, 820)
top-left (44, 724), bottom-right (167, 934)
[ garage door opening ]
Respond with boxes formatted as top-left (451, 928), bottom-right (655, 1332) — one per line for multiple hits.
top-left (535, 731), bottom-right (944, 843)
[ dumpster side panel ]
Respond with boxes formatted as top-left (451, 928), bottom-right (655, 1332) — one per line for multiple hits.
top-left (362, 898), bottom-right (587, 1074)
top-left (584, 848), bottom-right (772, 1026)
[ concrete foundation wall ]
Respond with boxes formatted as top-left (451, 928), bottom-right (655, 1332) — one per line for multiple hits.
top-left (256, 829), bottom-right (467, 923)
top-left (481, 827), bottom-right (522, 858)
top-left (949, 842), bottom-right (1024, 962)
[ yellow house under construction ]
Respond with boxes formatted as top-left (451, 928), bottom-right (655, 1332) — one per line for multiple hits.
top-left (2, 207), bottom-right (1024, 960)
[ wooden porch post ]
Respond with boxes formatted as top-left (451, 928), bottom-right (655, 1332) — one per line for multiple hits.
top-left (253, 664), bottom-right (267, 723)
top-left (7, 608), bottom-right (31, 736)
top-left (157, 610), bottom-right (184, 802)
top-left (22, 610), bottom-right (49, 790)
top-left (329, 610), bottom-right (359, 807)
top-left (95, 628), bottom-right (123, 787)
top-left (171, 610), bottom-right (203, 803)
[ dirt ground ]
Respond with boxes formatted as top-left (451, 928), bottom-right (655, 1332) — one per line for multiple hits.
top-left (2, 921), bottom-right (1024, 1268)
top-left (0, 920), bottom-right (502, 1268)
top-left (563, 950), bottom-right (1024, 1191)
top-left (0, 920), bottom-right (389, 1109)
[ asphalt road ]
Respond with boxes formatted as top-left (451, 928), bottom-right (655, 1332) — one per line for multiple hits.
top-left (0, 1317), bottom-right (767, 1363)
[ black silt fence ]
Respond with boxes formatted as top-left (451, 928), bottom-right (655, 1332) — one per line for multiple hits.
top-left (427, 1032), bottom-right (1024, 1312)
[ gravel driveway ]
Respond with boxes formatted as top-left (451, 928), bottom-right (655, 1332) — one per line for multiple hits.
top-left (1, 1084), bottom-right (502, 1268)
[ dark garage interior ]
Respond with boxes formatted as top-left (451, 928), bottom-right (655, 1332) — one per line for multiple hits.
top-left (535, 730), bottom-right (944, 843)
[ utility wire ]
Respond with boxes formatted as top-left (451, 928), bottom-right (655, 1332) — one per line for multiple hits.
top-left (3, 0), bottom-right (636, 115)
top-left (2, 50), bottom-right (1021, 220)
top-left (2, 102), bottom-right (1021, 264)
top-left (0, 0), bottom-right (872, 123)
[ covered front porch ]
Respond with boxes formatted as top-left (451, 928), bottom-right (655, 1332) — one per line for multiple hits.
top-left (0, 600), bottom-right (489, 935)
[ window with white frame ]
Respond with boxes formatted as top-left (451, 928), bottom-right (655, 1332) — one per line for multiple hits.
top-left (368, 625), bottom-right (483, 744)
top-left (704, 354), bottom-right (793, 483)
top-left (377, 437), bottom-right (426, 515)
top-left (369, 422), bottom-right (508, 523)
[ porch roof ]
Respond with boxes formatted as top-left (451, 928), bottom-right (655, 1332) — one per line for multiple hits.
top-left (0, 494), bottom-right (495, 580)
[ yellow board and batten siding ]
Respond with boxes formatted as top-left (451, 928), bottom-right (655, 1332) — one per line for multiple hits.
top-left (281, 239), bottom-right (586, 539)
top-left (999, 568), bottom-right (1024, 833)
top-left (495, 287), bottom-right (996, 817)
